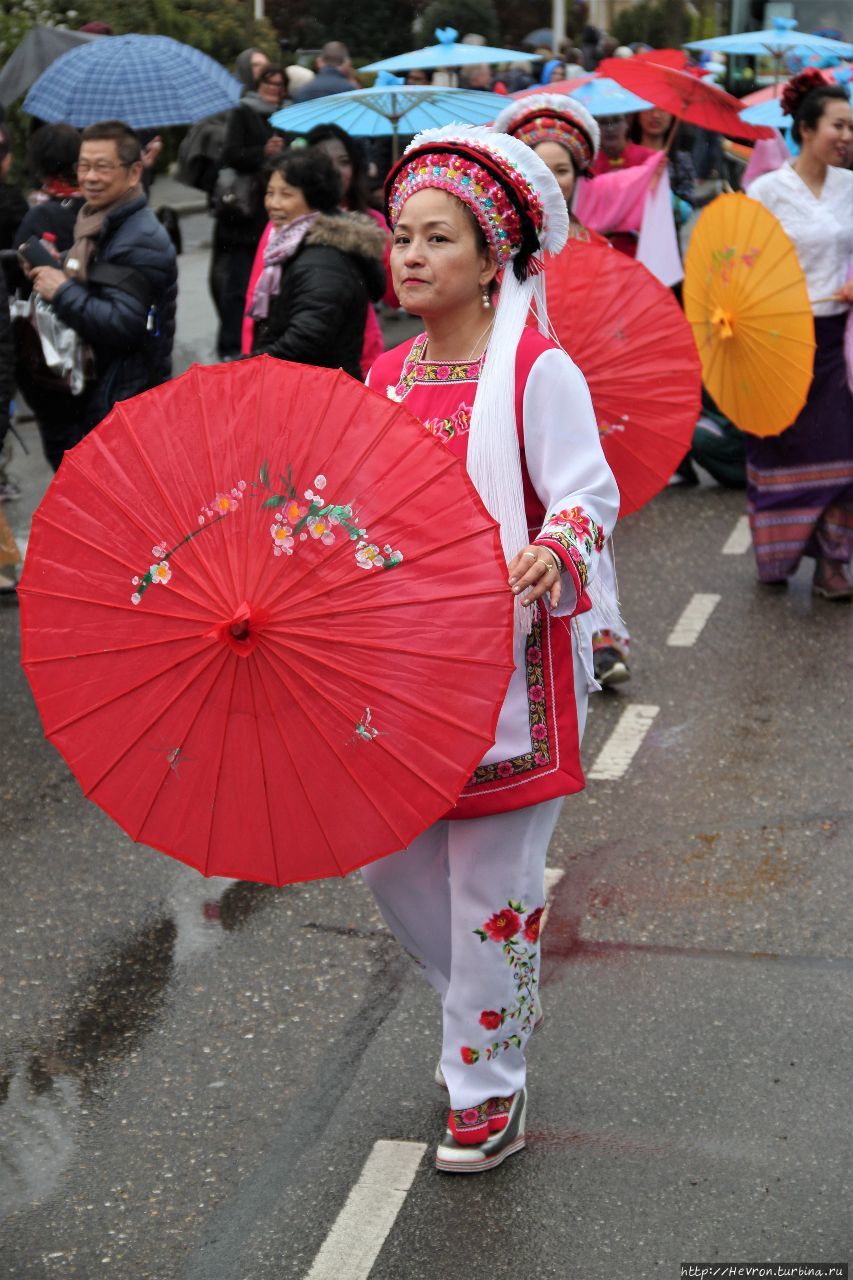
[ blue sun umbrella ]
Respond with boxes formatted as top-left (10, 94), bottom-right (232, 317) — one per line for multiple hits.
top-left (568, 77), bottom-right (652, 116)
top-left (686, 17), bottom-right (853, 62)
top-left (740, 98), bottom-right (794, 128)
top-left (23, 33), bottom-right (242, 128)
top-left (271, 84), bottom-right (510, 160)
top-left (361, 27), bottom-right (539, 74)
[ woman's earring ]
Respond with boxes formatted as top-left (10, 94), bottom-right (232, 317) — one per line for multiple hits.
top-left (482, 286), bottom-right (491, 309)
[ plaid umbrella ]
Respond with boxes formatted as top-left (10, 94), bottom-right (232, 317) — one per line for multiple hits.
top-left (23, 34), bottom-right (242, 128)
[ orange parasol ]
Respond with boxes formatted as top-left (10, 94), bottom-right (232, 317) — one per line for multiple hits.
top-left (682, 193), bottom-right (815, 437)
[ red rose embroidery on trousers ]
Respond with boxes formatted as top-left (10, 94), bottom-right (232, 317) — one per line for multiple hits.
top-left (523, 906), bottom-right (544, 942)
top-left (479, 1010), bottom-right (502, 1030)
top-left (483, 909), bottom-right (522, 942)
top-left (460, 1046), bottom-right (480, 1064)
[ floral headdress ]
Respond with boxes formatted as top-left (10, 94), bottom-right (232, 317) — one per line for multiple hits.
top-left (385, 126), bottom-right (569, 634)
top-left (780, 67), bottom-right (836, 119)
top-left (494, 94), bottom-right (601, 175)
top-left (386, 124), bottom-right (568, 283)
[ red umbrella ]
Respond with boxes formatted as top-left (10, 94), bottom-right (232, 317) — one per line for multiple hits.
top-left (19, 358), bottom-right (515, 886)
top-left (598, 56), bottom-right (774, 142)
top-left (633, 48), bottom-right (710, 77)
top-left (543, 239), bottom-right (702, 516)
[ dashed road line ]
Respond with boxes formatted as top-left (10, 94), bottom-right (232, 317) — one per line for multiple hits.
top-left (666, 593), bottom-right (721, 647)
top-left (722, 515), bottom-right (751, 555)
top-left (587, 704), bottom-right (660, 781)
top-left (305, 1140), bottom-right (426, 1280)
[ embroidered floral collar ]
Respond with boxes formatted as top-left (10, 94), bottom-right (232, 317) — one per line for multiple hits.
top-left (387, 333), bottom-right (486, 403)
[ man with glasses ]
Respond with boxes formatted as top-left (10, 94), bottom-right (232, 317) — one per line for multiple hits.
top-left (26, 119), bottom-right (177, 442)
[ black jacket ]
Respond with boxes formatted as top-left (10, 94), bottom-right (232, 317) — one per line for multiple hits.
top-left (52, 194), bottom-right (177, 434)
top-left (218, 96), bottom-right (281, 247)
top-left (0, 269), bottom-right (13, 448)
top-left (252, 212), bottom-right (387, 381)
top-left (0, 181), bottom-right (28, 251)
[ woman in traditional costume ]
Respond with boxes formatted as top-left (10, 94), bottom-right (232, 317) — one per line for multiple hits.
top-left (362, 126), bottom-right (619, 1172)
top-left (494, 95), bottom-right (632, 687)
top-left (746, 71), bottom-right (853, 599)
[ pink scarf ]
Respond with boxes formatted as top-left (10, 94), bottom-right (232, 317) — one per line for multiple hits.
top-left (248, 213), bottom-right (319, 320)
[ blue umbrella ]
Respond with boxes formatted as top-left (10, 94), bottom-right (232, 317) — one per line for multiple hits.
top-left (686, 17), bottom-right (853, 61)
top-left (361, 27), bottom-right (539, 73)
top-left (568, 77), bottom-right (652, 116)
top-left (23, 34), bottom-right (242, 128)
top-left (271, 84), bottom-right (509, 159)
top-left (740, 97), bottom-right (791, 128)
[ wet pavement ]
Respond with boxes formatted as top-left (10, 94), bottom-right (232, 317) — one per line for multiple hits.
top-left (1, 215), bottom-right (851, 1279)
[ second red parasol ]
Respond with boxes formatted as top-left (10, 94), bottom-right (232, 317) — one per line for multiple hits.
top-left (598, 56), bottom-right (774, 142)
top-left (542, 238), bottom-right (703, 516)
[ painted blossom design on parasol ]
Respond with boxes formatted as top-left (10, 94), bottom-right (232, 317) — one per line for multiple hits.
top-left (460, 899), bottom-right (544, 1065)
top-left (130, 480), bottom-right (248, 604)
top-left (129, 462), bottom-right (404, 606)
top-left (257, 462), bottom-right (404, 570)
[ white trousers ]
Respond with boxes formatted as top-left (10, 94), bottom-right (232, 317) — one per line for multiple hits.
top-left (362, 798), bottom-right (563, 1109)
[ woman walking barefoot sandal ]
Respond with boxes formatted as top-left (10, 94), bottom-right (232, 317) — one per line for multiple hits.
top-left (364, 127), bottom-right (619, 1173)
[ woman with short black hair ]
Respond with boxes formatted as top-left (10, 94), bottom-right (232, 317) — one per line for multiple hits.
top-left (249, 148), bottom-right (386, 380)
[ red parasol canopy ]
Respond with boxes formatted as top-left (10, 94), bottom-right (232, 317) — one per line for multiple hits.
top-left (633, 48), bottom-right (710, 77)
top-left (19, 358), bottom-right (515, 886)
top-left (543, 238), bottom-right (703, 516)
top-left (598, 56), bottom-right (774, 141)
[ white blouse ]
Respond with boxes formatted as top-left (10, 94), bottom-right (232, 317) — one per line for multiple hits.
top-left (747, 162), bottom-right (853, 317)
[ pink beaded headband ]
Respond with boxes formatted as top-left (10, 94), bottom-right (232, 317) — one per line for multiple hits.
top-left (386, 146), bottom-right (545, 269)
top-left (510, 114), bottom-right (595, 174)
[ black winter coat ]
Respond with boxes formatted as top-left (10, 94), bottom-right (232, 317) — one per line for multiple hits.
top-left (52, 194), bottom-right (177, 434)
top-left (252, 212), bottom-right (387, 381)
top-left (0, 268), bottom-right (13, 448)
top-left (218, 97), bottom-right (281, 249)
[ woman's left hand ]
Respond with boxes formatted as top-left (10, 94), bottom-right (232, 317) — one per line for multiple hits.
top-left (508, 545), bottom-right (562, 609)
top-left (834, 280), bottom-right (853, 304)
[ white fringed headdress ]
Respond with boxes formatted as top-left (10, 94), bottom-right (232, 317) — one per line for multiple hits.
top-left (386, 125), bottom-right (568, 634)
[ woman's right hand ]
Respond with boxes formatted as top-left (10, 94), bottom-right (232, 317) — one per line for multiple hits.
top-left (264, 136), bottom-right (285, 158)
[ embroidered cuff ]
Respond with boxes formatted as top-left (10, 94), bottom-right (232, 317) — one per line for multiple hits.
top-left (536, 506), bottom-right (605, 617)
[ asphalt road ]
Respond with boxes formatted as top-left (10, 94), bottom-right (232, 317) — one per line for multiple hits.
top-left (0, 224), bottom-right (850, 1280)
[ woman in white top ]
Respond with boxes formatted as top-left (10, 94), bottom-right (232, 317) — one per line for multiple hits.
top-left (747, 71), bottom-right (853, 599)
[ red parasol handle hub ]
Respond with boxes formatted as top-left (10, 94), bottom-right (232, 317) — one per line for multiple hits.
top-left (209, 601), bottom-right (266, 656)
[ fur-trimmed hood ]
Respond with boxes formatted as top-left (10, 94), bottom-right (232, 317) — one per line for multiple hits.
top-left (304, 211), bottom-right (388, 261)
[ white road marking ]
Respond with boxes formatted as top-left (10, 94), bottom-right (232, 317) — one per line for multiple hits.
top-left (722, 515), bottom-right (751, 555)
top-left (666, 593), bottom-right (721, 647)
top-left (305, 1140), bottom-right (426, 1280)
top-left (544, 867), bottom-right (565, 897)
top-left (587, 704), bottom-right (659, 781)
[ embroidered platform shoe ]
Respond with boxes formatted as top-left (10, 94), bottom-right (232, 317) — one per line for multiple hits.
top-left (435, 1089), bottom-right (526, 1173)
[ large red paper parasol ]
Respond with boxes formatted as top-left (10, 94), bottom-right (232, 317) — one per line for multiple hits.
top-left (19, 358), bottom-right (515, 886)
top-left (543, 238), bottom-right (702, 515)
top-left (598, 57), bottom-right (774, 142)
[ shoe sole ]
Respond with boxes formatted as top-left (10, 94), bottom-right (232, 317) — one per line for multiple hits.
top-left (435, 1133), bottom-right (526, 1173)
top-left (597, 662), bottom-right (630, 687)
top-left (812, 586), bottom-right (853, 602)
